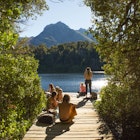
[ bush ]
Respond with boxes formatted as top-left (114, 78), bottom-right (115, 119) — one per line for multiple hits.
top-left (0, 54), bottom-right (46, 139)
top-left (95, 83), bottom-right (140, 140)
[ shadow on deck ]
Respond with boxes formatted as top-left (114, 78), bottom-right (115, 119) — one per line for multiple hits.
top-left (23, 92), bottom-right (113, 140)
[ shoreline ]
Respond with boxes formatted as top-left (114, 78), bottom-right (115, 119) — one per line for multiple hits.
top-left (39, 71), bottom-right (105, 74)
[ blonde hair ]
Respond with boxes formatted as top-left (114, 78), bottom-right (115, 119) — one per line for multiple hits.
top-left (86, 67), bottom-right (91, 74)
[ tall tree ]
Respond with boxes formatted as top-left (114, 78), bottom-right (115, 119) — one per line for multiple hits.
top-left (84, 0), bottom-right (140, 139)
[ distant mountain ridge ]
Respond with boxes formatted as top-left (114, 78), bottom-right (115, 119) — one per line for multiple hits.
top-left (29, 21), bottom-right (95, 47)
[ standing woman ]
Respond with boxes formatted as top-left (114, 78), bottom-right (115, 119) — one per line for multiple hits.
top-left (84, 67), bottom-right (93, 97)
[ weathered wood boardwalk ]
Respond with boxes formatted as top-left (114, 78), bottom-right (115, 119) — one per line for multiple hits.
top-left (23, 92), bottom-right (113, 140)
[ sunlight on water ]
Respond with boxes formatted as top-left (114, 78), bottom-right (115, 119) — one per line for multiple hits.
top-left (39, 73), bottom-right (108, 93)
top-left (92, 79), bottom-right (108, 93)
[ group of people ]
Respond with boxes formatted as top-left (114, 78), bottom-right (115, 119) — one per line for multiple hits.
top-left (45, 83), bottom-right (77, 123)
top-left (46, 83), bottom-right (63, 102)
top-left (45, 66), bottom-right (93, 124)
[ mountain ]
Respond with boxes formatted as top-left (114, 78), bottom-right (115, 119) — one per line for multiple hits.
top-left (77, 28), bottom-right (96, 42)
top-left (29, 21), bottom-right (94, 47)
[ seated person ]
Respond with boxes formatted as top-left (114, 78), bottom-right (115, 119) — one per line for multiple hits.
top-left (77, 82), bottom-right (86, 96)
top-left (45, 83), bottom-right (56, 98)
top-left (58, 94), bottom-right (77, 123)
top-left (47, 91), bottom-right (58, 115)
top-left (55, 86), bottom-right (63, 102)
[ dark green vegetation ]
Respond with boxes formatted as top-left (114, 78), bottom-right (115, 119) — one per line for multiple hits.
top-left (0, 54), bottom-right (46, 139)
top-left (0, 0), bottom-right (47, 139)
top-left (85, 0), bottom-right (140, 139)
top-left (31, 41), bottom-right (103, 73)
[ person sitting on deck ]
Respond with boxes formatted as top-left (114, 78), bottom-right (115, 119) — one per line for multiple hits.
top-left (58, 94), bottom-right (77, 123)
top-left (45, 83), bottom-right (56, 98)
top-left (46, 91), bottom-right (58, 115)
top-left (77, 82), bottom-right (86, 97)
top-left (55, 86), bottom-right (63, 102)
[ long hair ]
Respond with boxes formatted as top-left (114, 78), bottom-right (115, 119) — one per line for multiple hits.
top-left (86, 67), bottom-right (91, 75)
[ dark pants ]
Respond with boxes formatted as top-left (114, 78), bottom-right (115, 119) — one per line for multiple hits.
top-left (85, 80), bottom-right (92, 95)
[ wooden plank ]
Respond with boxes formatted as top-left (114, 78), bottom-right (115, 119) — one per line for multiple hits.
top-left (23, 92), bottom-right (113, 140)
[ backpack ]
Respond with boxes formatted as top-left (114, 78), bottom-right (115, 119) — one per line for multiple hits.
top-left (37, 112), bottom-right (55, 125)
top-left (91, 92), bottom-right (97, 100)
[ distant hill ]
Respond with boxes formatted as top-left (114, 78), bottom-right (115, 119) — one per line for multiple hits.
top-left (29, 21), bottom-right (95, 47)
top-left (77, 28), bottom-right (96, 42)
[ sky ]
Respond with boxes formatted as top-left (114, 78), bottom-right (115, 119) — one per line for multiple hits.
top-left (19, 0), bottom-right (93, 37)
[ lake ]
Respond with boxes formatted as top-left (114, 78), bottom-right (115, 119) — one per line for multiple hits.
top-left (39, 72), bottom-right (108, 93)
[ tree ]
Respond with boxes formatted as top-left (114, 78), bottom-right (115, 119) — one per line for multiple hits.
top-left (32, 41), bottom-right (103, 73)
top-left (0, 0), bottom-right (48, 139)
top-left (84, 0), bottom-right (140, 139)
top-left (0, 0), bottom-right (48, 51)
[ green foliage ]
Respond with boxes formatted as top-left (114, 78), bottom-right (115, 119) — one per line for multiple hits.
top-left (0, 54), bottom-right (46, 139)
top-left (95, 84), bottom-right (140, 139)
top-left (0, 0), bottom-right (48, 51)
top-left (0, 0), bottom-right (48, 139)
top-left (85, 0), bottom-right (140, 139)
top-left (31, 41), bottom-right (103, 73)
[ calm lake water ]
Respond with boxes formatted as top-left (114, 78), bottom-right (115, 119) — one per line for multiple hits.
top-left (39, 72), bottom-right (108, 93)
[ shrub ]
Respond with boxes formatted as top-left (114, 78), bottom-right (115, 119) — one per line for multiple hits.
top-left (95, 83), bottom-right (140, 140)
top-left (0, 54), bottom-right (46, 139)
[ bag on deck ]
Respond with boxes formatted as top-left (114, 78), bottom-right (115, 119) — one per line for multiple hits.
top-left (91, 92), bottom-right (97, 100)
top-left (37, 112), bottom-right (55, 124)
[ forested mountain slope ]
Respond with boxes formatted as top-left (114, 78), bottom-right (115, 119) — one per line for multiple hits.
top-left (31, 41), bottom-right (103, 73)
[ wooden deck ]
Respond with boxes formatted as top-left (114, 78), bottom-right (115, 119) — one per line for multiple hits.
top-left (23, 92), bottom-right (113, 140)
